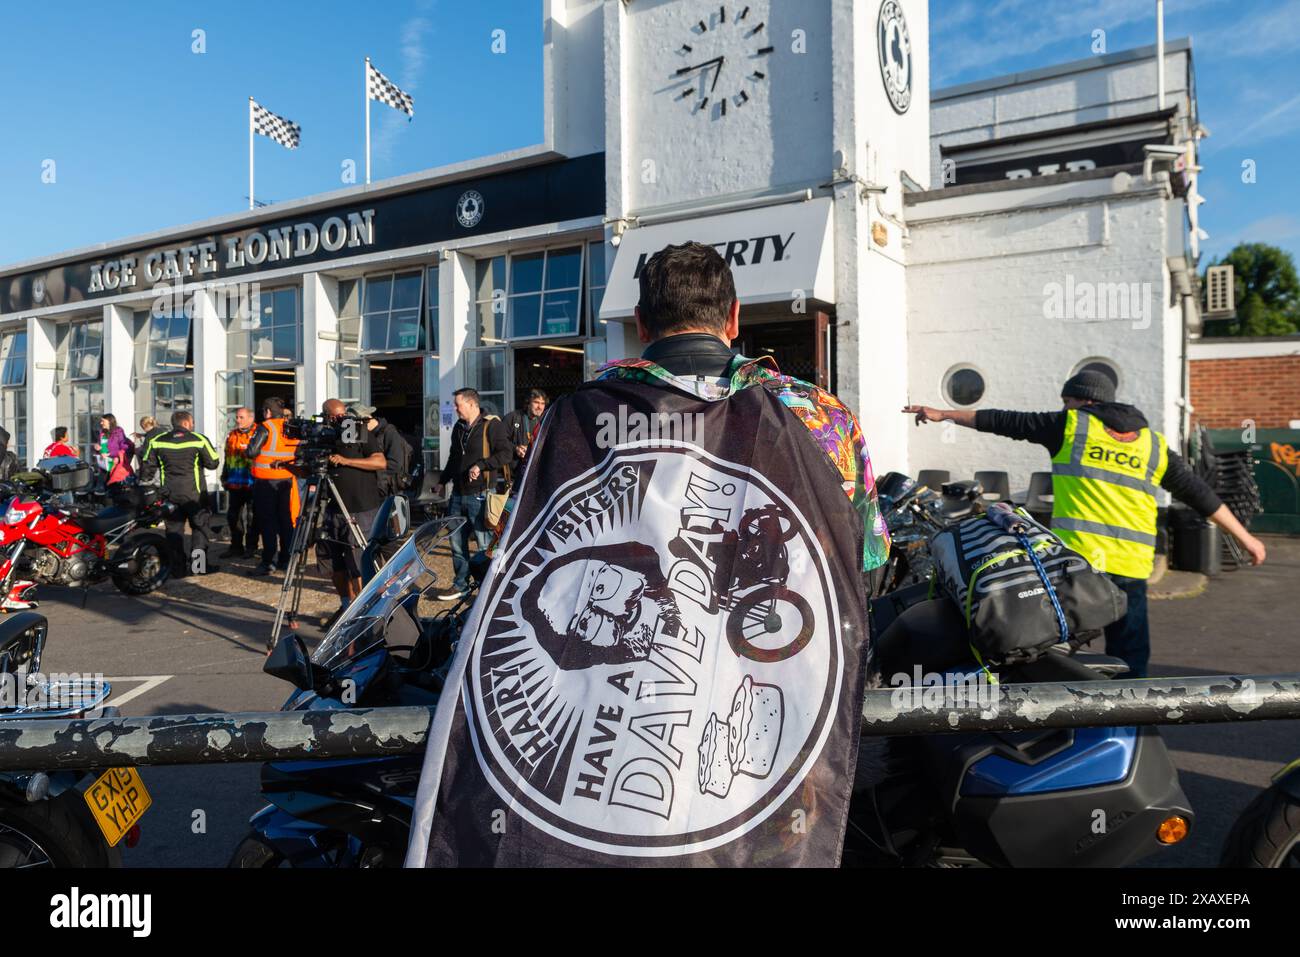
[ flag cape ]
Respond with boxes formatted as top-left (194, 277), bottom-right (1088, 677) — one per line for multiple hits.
top-left (407, 362), bottom-right (873, 866)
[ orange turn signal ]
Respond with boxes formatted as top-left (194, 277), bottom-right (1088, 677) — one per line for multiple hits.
top-left (1156, 815), bottom-right (1189, 844)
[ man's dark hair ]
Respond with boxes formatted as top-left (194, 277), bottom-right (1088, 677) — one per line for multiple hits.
top-left (527, 389), bottom-right (548, 405)
top-left (171, 411), bottom-right (193, 429)
top-left (453, 388), bottom-right (480, 404)
top-left (52, 426), bottom-right (69, 441)
top-left (263, 396), bottom-right (286, 417)
top-left (637, 241), bottom-right (737, 339)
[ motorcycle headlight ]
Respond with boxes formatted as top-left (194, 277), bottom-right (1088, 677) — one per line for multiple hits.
top-left (5, 505), bottom-right (26, 524)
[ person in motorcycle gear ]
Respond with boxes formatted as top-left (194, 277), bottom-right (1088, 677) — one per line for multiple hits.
top-left (142, 411), bottom-right (221, 577)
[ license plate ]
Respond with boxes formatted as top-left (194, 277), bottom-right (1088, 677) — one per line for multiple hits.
top-left (83, 767), bottom-right (152, 847)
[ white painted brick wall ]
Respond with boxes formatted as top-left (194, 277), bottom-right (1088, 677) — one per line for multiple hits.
top-left (905, 189), bottom-right (1175, 496)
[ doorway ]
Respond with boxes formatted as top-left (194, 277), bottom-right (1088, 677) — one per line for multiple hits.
top-left (368, 355), bottom-right (424, 446)
top-left (512, 345), bottom-right (585, 408)
top-left (252, 368), bottom-right (296, 417)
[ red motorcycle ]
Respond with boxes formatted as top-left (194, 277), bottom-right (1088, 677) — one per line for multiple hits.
top-left (0, 460), bottom-right (175, 608)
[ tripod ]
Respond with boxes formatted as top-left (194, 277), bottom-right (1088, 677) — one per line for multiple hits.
top-left (268, 465), bottom-right (367, 652)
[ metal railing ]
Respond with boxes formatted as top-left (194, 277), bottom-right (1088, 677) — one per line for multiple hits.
top-left (1, 673), bottom-right (1299, 771)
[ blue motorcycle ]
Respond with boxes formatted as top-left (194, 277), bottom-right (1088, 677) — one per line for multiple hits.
top-left (230, 505), bottom-right (475, 868)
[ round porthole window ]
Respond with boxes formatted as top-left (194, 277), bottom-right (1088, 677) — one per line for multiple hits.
top-left (1071, 358), bottom-right (1120, 391)
top-left (943, 365), bottom-right (985, 407)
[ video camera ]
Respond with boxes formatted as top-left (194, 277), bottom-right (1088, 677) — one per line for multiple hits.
top-left (284, 414), bottom-right (359, 473)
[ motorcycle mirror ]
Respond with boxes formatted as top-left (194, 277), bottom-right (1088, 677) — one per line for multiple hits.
top-left (263, 633), bottom-right (317, 691)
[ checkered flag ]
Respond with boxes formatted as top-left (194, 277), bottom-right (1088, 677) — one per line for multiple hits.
top-left (367, 60), bottom-right (414, 118)
top-left (251, 100), bottom-right (301, 150)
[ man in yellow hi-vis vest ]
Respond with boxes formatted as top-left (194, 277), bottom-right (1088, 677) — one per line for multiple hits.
top-left (903, 369), bottom-right (1266, 677)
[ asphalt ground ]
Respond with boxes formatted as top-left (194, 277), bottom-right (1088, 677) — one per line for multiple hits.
top-left (24, 534), bottom-right (1300, 868)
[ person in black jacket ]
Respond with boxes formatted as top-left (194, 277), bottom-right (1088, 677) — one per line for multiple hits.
top-left (0, 427), bottom-right (18, 481)
top-left (436, 388), bottom-right (512, 600)
top-left (142, 411), bottom-right (221, 577)
top-left (502, 390), bottom-right (548, 465)
top-left (904, 370), bottom-right (1265, 677)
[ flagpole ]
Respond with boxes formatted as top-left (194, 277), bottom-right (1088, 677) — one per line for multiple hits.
top-left (248, 97), bottom-right (254, 211)
top-left (364, 56), bottom-right (372, 185)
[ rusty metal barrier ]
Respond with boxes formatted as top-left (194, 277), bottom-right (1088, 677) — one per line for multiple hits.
top-left (1, 673), bottom-right (1299, 771)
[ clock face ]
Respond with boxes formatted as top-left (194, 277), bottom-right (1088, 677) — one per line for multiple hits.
top-left (877, 0), bottom-right (912, 114)
top-left (669, 4), bottom-right (774, 120)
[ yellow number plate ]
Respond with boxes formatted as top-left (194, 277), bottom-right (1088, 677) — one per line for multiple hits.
top-left (83, 767), bottom-right (152, 847)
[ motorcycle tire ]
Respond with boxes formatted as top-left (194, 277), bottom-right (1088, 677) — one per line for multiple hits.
top-left (228, 833), bottom-right (286, 868)
top-left (0, 793), bottom-right (117, 868)
top-left (111, 537), bottom-right (171, 596)
top-left (1219, 783), bottom-right (1300, 868)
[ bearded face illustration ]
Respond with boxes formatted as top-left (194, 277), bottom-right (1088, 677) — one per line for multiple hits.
top-left (521, 542), bottom-right (681, 670)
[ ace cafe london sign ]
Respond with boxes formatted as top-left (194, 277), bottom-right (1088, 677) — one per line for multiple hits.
top-left (85, 209), bottom-right (377, 293)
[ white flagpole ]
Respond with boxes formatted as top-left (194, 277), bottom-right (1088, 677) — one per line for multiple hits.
top-left (365, 57), bottom-right (372, 185)
top-left (248, 97), bottom-right (255, 210)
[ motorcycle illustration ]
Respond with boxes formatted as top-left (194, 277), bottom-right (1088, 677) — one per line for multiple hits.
top-left (666, 504), bottom-right (814, 663)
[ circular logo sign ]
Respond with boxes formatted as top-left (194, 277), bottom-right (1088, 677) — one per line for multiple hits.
top-left (31, 277), bottom-right (46, 304)
top-left (456, 189), bottom-right (485, 228)
top-left (877, 0), bottom-right (912, 114)
top-left (463, 447), bottom-right (844, 857)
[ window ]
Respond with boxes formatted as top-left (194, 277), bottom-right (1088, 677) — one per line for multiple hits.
top-left (151, 376), bottom-right (193, 421)
top-left (248, 288), bottom-right (299, 365)
top-left (1071, 358), bottom-right (1120, 391)
top-left (362, 271), bottom-right (425, 353)
top-left (147, 314), bottom-right (191, 374)
top-left (65, 320), bottom-right (103, 381)
top-left (463, 348), bottom-right (506, 417)
top-left (216, 370), bottom-right (250, 433)
top-left (943, 365), bottom-right (985, 407)
top-left (1, 389), bottom-right (27, 465)
top-left (425, 266), bottom-right (439, 352)
top-left (509, 246), bottom-right (582, 339)
top-left (474, 257), bottom-right (506, 346)
top-left (68, 381), bottom-right (104, 459)
top-left (1, 330), bottom-right (27, 388)
top-left (585, 241), bottom-right (607, 333)
top-left (338, 278), bottom-right (362, 360)
top-left (327, 360), bottom-right (363, 405)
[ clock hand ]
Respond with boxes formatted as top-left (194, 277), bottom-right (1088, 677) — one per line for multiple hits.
top-left (710, 57), bottom-right (725, 93)
top-left (674, 56), bottom-right (725, 78)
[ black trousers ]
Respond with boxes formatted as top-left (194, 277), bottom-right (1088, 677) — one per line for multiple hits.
top-left (165, 497), bottom-right (212, 574)
top-left (253, 478), bottom-right (294, 567)
top-left (226, 487), bottom-right (255, 551)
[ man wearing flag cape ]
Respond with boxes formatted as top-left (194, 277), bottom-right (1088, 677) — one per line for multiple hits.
top-left (407, 242), bottom-right (890, 867)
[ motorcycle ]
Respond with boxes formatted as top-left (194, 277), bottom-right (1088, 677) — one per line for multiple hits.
top-left (230, 501), bottom-right (480, 868)
top-left (0, 461), bottom-right (174, 608)
top-left (845, 471), bottom-right (1195, 867)
top-left (876, 472), bottom-right (985, 592)
top-left (1220, 757), bottom-right (1300, 867)
top-left (0, 611), bottom-right (146, 867)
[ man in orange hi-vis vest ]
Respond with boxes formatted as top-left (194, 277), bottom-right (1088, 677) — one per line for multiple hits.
top-left (247, 396), bottom-right (301, 577)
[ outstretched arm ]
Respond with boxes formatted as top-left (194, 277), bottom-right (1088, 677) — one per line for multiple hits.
top-left (901, 405), bottom-right (977, 428)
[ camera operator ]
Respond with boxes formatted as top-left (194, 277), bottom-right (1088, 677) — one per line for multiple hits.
top-left (319, 398), bottom-right (387, 612)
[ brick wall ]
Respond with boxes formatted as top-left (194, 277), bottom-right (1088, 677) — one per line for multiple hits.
top-left (1190, 355), bottom-right (1300, 429)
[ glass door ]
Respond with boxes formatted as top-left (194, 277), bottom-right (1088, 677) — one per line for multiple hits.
top-left (462, 346), bottom-right (508, 418)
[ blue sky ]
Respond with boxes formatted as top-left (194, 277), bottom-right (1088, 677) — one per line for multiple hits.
top-left (0, 0), bottom-right (1296, 269)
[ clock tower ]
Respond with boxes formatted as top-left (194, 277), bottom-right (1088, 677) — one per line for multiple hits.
top-left (591, 0), bottom-right (930, 474)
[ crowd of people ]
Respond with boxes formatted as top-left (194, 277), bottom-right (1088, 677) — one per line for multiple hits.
top-left (24, 388), bottom-right (547, 619)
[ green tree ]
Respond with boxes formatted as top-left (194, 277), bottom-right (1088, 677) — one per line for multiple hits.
top-left (1205, 243), bottom-right (1300, 336)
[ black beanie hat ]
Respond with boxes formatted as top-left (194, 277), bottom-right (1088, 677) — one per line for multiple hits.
top-left (1061, 369), bottom-right (1116, 404)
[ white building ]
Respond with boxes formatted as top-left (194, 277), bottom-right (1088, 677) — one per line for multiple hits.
top-left (0, 1), bottom-right (1202, 499)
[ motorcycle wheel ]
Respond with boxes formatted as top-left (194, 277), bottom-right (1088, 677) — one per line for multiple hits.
top-left (111, 538), bottom-right (171, 596)
top-left (227, 833), bottom-right (286, 868)
top-left (0, 793), bottom-right (116, 868)
top-left (1219, 784), bottom-right (1300, 868)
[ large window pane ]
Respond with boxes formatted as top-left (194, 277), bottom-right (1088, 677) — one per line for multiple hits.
top-left (545, 246), bottom-right (582, 290)
top-left (509, 294), bottom-right (542, 339)
top-left (510, 252), bottom-right (545, 295)
top-left (364, 277), bottom-right (392, 314)
top-left (391, 310), bottom-right (422, 351)
top-left (1, 331), bottom-right (28, 387)
top-left (541, 290), bottom-right (581, 336)
top-left (391, 273), bottom-right (422, 311)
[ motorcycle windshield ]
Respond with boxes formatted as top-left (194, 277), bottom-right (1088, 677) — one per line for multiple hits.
top-left (311, 517), bottom-right (463, 670)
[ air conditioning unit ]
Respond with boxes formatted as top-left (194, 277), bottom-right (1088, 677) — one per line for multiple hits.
top-left (1205, 264), bottom-right (1235, 317)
